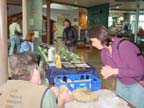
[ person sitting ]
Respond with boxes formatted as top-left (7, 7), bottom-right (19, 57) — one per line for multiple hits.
top-left (19, 32), bottom-right (34, 53)
top-left (19, 33), bottom-right (41, 65)
top-left (0, 53), bottom-right (73, 108)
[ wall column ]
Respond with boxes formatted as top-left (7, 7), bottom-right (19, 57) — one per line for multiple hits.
top-left (47, 0), bottom-right (51, 43)
top-left (0, 0), bottom-right (8, 85)
top-left (134, 0), bottom-right (140, 42)
top-left (22, 0), bottom-right (28, 39)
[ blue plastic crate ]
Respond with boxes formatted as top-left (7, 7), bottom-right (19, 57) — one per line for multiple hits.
top-left (55, 74), bottom-right (101, 91)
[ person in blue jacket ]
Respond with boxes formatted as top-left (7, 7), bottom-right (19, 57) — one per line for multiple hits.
top-left (19, 32), bottom-right (41, 64)
top-left (19, 32), bottom-right (34, 53)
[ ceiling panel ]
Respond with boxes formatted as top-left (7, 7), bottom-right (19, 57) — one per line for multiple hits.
top-left (7, 0), bottom-right (22, 5)
top-left (7, 0), bottom-right (144, 10)
top-left (50, 0), bottom-right (144, 10)
top-left (51, 0), bottom-right (111, 7)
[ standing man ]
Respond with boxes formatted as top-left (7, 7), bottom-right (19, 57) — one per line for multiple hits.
top-left (9, 17), bottom-right (22, 56)
top-left (62, 19), bottom-right (78, 52)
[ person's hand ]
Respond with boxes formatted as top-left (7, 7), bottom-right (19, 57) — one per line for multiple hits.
top-left (60, 86), bottom-right (73, 103)
top-left (62, 41), bottom-right (65, 44)
top-left (51, 87), bottom-right (59, 97)
top-left (58, 86), bottom-right (73, 108)
top-left (66, 40), bottom-right (71, 44)
top-left (101, 65), bottom-right (118, 79)
top-left (58, 86), bottom-right (73, 104)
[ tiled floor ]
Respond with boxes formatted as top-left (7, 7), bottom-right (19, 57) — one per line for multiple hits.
top-left (76, 48), bottom-right (116, 90)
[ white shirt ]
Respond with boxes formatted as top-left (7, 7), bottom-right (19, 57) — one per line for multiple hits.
top-left (9, 22), bottom-right (21, 36)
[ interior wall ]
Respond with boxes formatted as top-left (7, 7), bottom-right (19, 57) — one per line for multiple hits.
top-left (43, 9), bottom-right (79, 24)
top-left (88, 3), bottom-right (109, 28)
top-left (7, 5), bottom-right (79, 38)
top-left (7, 5), bottom-right (22, 16)
top-left (7, 5), bottom-right (79, 25)
top-left (43, 8), bottom-right (79, 37)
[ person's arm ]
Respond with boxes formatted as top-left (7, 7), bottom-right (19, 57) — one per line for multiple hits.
top-left (19, 41), bottom-right (31, 53)
top-left (29, 42), bottom-right (34, 52)
top-left (118, 41), bottom-right (144, 78)
top-left (70, 27), bottom-right (78, 43)
top-left (19, 42), bottom-right (26, 53)
top-left (101, 49), bottom-right (116, 67)
top-left (14, 23), bottom-right (21, 35)
top-left (15, 23), bottom-right (21, 33)
top-left (9, 24), bottom-right (12, 35)
top-left (62, 29), bottom-right (67, 41)
top-left (101, 49), bottom-right (108, 65)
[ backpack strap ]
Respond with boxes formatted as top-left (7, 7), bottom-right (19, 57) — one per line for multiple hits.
top-left (117, 39), bottom-right (128, 50)
top-left (117, 39), bottom-right (143, 57)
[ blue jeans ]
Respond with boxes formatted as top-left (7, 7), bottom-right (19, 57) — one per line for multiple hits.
top-left (9, 35), bottom-right (21, 56)
top-left (116, 80), bottom-right (144, 108)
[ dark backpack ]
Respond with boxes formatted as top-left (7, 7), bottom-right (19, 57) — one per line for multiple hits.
top-left (117, 39), bottom-right (144, 87)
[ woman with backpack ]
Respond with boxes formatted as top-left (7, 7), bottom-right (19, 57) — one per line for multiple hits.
top-left (88, 25), bottom-right (144, 108)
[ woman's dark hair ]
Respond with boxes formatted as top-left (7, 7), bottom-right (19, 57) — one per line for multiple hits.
top-left (63, 19), bottom-right (71, 27)
top-left (88, 25), bottom-right (113, 46)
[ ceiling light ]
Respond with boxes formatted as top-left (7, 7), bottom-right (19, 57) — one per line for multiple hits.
top-left (42, 3), bottom-right (78, 10)
top-left (116, 6), bottom-right (119, 9)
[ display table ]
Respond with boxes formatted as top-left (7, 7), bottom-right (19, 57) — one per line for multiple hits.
top-left (65, 89), bottom-right (135, 108)
top-left (119, 96), bottom-right (136, 108)
top-left (45, 64), bottom-right (98, 85)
